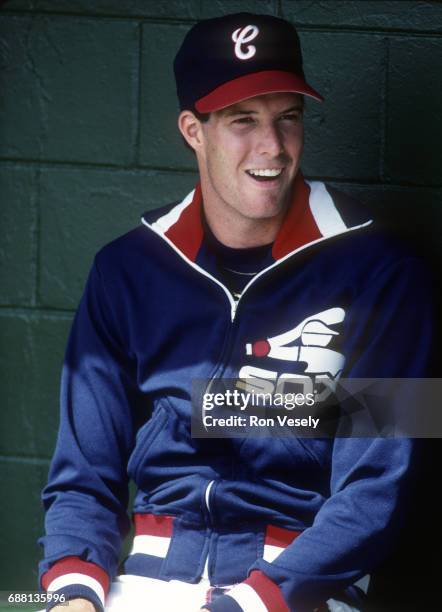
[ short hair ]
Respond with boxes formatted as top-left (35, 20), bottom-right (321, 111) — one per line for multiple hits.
top-left (193, 108), bottom-right (210, 123)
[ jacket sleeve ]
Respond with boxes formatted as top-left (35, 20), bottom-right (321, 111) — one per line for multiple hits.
top-left (205, 257), bottom-right (434, 612)
top-left (38, 256), bottom-right (140, 610)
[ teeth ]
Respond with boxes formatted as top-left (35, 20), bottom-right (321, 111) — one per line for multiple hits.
top-left (247, 168), bottom-right (282, 177)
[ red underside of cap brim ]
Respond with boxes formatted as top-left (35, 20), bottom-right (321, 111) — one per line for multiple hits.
top-left (195, 70), bottom-right (323, 112)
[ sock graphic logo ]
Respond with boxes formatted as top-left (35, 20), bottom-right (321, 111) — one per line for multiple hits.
top-left (239, 308), bottom-right (346, 397)
top-left (246, 307), bottom-right (345, 378)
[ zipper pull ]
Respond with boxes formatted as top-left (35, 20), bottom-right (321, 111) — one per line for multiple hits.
top-left (205, 480), bottom-right (215, 515)
top-left (231, 299), bottom-right (239, 321)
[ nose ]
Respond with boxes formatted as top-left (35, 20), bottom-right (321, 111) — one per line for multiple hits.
top-left (256, 122), bottom-right (284, 158)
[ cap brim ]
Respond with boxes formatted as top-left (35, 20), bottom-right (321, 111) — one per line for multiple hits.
top-left (194, 70), bottom-right (323, 113)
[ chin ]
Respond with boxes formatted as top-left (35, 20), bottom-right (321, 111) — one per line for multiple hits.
top-left (249, 198), bottom-right (286, 218)
top-left (244, 206), bottom-right (284, 221)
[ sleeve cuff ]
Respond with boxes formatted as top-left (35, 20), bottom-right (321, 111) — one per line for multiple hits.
top-left (204, 570), bottom-right (289, 612)
top-left (41, 556), bottom-right (109, 610)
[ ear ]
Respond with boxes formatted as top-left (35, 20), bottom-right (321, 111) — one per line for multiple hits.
top-left (178, 110), bottom-right (205, 152)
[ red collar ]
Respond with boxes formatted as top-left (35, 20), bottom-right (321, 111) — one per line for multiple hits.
top-left (164, 174), bottom-right (324, 262)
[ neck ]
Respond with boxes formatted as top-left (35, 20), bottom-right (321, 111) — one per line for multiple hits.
top-left (201, 185), bottom-right (289, 249)
top-left (204, 211), bottom-right (283, 248)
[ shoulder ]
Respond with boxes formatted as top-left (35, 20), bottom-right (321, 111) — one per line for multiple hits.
top-left (319, 182), bottom-right (427, 273)
top-left (300, 182), bottom-right (435, 305)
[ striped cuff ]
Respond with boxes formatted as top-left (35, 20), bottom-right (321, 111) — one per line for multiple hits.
top-left (205, 570), bottom-right (288, 612)
top-left (41, 556), bottom-right (109, 609)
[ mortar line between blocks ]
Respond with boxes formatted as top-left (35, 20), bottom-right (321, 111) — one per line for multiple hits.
top-left (134, 21), bottom-right (143, 166)
top-left (34, 168), bottom-right (43, 307)
top-left (380, 37), bottom-right (391, 183)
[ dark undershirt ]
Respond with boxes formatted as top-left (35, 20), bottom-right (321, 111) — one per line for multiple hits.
top-left (203, 223), bottom-right (274, 299)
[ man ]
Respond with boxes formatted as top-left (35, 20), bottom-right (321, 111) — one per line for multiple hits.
top-left (39, 13), bottom-right (433, 612)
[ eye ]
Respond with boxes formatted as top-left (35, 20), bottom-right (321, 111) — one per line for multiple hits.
top-left (279, 113), bottom-right (302, 123)
top-left (232, 116), bottom-right (254, 125)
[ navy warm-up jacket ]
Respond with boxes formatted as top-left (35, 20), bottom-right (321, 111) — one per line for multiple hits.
top-left (39, 174), bottom-right (433, 611)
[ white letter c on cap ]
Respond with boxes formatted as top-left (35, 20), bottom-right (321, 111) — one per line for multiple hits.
top-left (232, 25), bottom-right (259, 60)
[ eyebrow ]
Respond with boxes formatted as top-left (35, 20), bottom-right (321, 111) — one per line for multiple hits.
top-left (223, 104), bottom-right (304, 117)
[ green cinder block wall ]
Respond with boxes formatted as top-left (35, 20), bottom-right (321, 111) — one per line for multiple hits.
top-left (1, 0), bottom-right (441, 604)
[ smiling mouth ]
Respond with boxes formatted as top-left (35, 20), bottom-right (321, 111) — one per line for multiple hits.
top-left (245, 168), bottom-right (284, 182)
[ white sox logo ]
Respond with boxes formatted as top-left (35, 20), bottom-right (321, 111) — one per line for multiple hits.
top-left (238, 308), bottom-right (346, 398)
top-left (231, 25), bottom-right (259, 60)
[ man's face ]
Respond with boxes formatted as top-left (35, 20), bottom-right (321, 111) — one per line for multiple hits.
top-left (196, 92), bottom-right (304, 224)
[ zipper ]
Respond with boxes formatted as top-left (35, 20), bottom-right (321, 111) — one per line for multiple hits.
top-left (202, 479), bottom-right (216, 581)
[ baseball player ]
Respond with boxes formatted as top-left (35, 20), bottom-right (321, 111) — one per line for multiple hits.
top-left (38, 13), bottom-right (433, 612)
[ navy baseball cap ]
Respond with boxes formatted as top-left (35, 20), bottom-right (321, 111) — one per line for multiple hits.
top-left (174, 12), bottom-right (323, 113)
